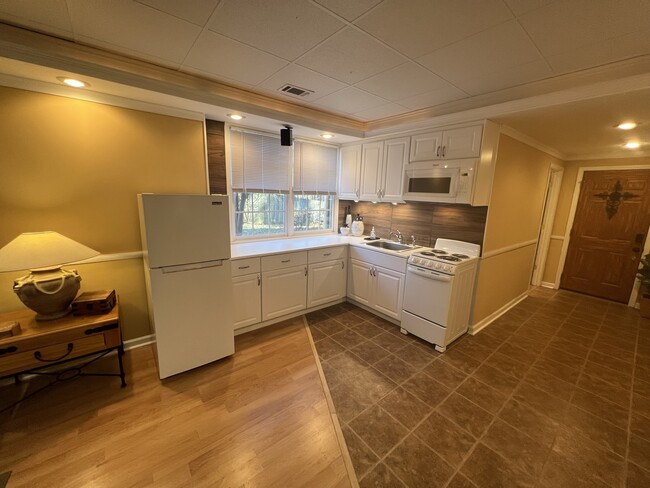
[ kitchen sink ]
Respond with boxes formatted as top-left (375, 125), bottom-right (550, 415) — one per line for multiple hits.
top-left (365, 240), bottom-right (420, 252)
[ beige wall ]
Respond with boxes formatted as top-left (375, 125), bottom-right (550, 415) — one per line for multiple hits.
top-left (541, 157), bottom-right (650, 285)
top-left (473, 134), bottom-right (562, 324)
top-left (0, 87), bottom-right (207, 340)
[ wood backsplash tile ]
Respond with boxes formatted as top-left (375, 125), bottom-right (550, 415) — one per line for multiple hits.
top-left (339, 200), bottom-right (487, 249)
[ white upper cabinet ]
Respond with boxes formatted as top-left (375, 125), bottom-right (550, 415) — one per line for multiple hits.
top-left (338, 144), bottom-right (362, 200)
top-left (359, 141), bottom-right (384, 201)
top-left (340, 137), bottom-right (408, 203)
top-left (410, 125), bottom-right (483, 162)
top-left (381, 137), bottom-right (409, 203)
top-left (409, 131), bottom-right (443, 162)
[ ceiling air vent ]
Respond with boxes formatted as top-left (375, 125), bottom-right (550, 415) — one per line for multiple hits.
top-left (279, 84), bottom-right (314, 97)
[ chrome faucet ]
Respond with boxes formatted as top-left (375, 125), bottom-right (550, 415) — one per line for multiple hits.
top-left (410, 235), bottom-right (416, 246)
top-left (389, 230), bottom-right (402, 243)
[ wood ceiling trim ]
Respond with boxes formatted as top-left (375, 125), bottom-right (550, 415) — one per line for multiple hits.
top-left (0, 22), bottom-right (366, 137)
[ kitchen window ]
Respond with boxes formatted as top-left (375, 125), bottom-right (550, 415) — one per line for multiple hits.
top-left (229, 127), bottom-right (337, 239)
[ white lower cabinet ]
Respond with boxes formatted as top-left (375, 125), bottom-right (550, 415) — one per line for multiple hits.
top-left (262, 265), bottom-right (307, 321)
top-left (308, 259), bottom-right (346, 307)
top-left (348, 258), bottom-right (405, 320)
top-left (232, 273), bottom-right (261, 330)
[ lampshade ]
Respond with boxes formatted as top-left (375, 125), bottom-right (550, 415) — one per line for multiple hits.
top-left (0, 232), bottom-right (100, 320)
top-left (0, 231), bottom-right (99, 272)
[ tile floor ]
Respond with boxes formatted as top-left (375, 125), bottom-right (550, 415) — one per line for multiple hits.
top-left (307, 288), bottom-right (650, 488)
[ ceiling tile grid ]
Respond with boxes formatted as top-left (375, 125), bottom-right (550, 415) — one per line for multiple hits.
top-left (1, 0), bottom-right (650, 132)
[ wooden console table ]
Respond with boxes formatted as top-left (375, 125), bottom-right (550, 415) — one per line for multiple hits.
top-left (0, 302), bottom-right (126, 389)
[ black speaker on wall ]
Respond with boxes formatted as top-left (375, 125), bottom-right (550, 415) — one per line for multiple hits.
top-left (280, 126), bottom-right (293, 146)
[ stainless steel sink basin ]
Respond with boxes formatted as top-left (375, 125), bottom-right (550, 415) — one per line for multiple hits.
top-left (365, 240), bottom-right (419, 252)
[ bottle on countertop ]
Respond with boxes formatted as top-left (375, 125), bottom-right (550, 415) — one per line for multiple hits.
top-left (351, 214), bottom-right (364, 237)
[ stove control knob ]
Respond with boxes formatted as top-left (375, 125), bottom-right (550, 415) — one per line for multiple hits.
top-left (434, 262), bottom-right (442, 270)
top-left (444, 265), bottom-right (452, 272)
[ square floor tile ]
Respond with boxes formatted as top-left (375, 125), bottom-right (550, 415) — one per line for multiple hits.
top-left (385, 434), bottom-right (454, 488)
top-left (349, 405), bottom-right (408, 458)
top-left (414, 411), bottom-right (476, 467)
top-left (379, 387), bottom-right (433, 430)
top-left (438, 393), bottom-right (493, 437)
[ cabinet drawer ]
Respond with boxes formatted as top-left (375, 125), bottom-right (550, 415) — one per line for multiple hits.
top-left (308, 246), bottom-right (347, 264)
top-left (349, 246), bottom-right (408, 273)
top-left (262, 251), bottom-right (307, 272)
top-left (232, 257), bottom-right (261, 277)
top-left (0, 334), bottom-right (108, 376)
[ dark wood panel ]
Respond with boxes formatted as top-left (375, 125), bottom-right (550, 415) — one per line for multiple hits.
top-left (340, 200), bottom-right (487, 249)
top-left (206, 119), bottom-right (227, 195)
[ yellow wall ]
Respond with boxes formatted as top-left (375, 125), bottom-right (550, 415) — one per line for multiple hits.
top-left (473, 134), bottom-right (562, 324)
top-left (0, 87), bottom-right (207, 340)
top-left (541, 157), bottom-right (650, 284)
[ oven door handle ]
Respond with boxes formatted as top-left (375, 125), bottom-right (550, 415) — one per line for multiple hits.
top-left (407, 266), bottom-right (452, 282)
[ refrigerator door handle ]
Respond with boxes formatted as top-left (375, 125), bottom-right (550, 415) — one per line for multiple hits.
top-left (161, 260), bottom-right (225, 274)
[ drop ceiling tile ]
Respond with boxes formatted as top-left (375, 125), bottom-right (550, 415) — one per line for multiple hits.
top-left (257, 64), bottom-right (347, 102)
top-left (297, 27), bottom-right (405, 84)
top-left (545, 26), bottom-right (650, 74)
top-left (135, 0), bottom-right (219, 26)
top-left (208, 0), bottom-right (344, 61)
top-left (68, 0), bottom-right (201, 64)
top-left (184, 31), bottom-right (288, 86)
top-left (518, 0), bottom-right (650, 57)
top-left (455, 59), bottom-right (552, 95)
top-left (503, 0), bottom-right (560, 16)
top-left (397, 86), bottom-right (467, 110)
top-left (182, 66), bottom-right (255, 90)
top-left (0, 0), bottom-right (73, 36)
top-left (314, 87), bottom-right (388, 114)
top-left (313, 0), bottom-right (382, 21)
top-left (355, 62), bottom-right (454, 101)
top-left (355, 0), bottom-right (513, 58)
top-left (417, 20), bottom-right (551, 91)
top-left (353, 102), bottom-right (410, 120)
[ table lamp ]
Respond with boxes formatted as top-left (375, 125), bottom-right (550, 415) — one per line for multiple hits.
top-left (0, 232), bottom-right (100, 320)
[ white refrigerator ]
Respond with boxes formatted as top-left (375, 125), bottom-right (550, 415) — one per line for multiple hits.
top-left (138, 194), bottom-right (234, 379)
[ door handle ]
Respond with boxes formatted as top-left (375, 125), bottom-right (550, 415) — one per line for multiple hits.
top-left (633, 247), bottom-right (641, 252)
top-left (341, 261), bottom-right (344, 270)
top-left (635, 233), bottom-right (645, 244)
top-left (442, 145), bottom-right (446, 157)
top-left (436, 145), bottom-right (441, 157)
top-left (257, 274), bottom-right (261, 286)
top-left (305, 266), bottom-right (308, 276)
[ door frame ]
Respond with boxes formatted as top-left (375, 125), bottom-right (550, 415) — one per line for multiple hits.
top-left (532, 164), bottom-right (564, 286)
top-left (555, 164), bottom-right (650, 306)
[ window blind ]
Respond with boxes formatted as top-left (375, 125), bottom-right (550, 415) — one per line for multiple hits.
top-left (230, 129), bottom-right (291, 193)
top-left (294, 141), bottom-right (338, 195)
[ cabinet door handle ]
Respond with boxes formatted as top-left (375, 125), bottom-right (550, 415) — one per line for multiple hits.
top-left (238, 265), bottom-right (250, 270)
top-left (0, 346), bottom-right (18, 356)
top-left (305, 266), bottom-right (308, 276)
top-left (281, 259), bottom-right (291, 263)
top-left (257, 274), bottom-right (261, 286)
top-left (442, 145), bottom-right (446, 158)
top-left (341, 261), bottom-right (345, 270)
top-left (323, 252), bottom-right (331, 257)
top-left (35, 343), bottom-right (73, 362)
top-left (436, 145), bottom-right (441, 157)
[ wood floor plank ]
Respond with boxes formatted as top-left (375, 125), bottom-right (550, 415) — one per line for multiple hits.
top-left (0, 317), bottom-right (352, 488)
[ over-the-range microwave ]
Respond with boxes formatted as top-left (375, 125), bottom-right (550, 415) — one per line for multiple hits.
top-left (403, 159), bottom-right (475, 204)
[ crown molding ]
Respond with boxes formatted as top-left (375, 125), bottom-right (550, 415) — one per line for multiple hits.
top-left (499, 126), bottom-right (567, 160)
top-left (0, 22), bottom-right (365, 137)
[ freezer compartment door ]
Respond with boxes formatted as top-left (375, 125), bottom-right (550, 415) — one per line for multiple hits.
top-left (139, 194), bottom-right (231, 268)
top-left (148, 259), bottom-right (234, 379)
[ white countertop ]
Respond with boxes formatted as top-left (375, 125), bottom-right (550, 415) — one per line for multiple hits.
top-left (231, 234), bottom-right (426, 259)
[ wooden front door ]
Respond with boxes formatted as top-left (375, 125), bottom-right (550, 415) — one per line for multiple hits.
top-left (561, 169), bottom-right (650, 303)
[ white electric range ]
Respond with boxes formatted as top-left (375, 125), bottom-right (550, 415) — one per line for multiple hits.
top-left (401, 238), bottom-right (480, 352)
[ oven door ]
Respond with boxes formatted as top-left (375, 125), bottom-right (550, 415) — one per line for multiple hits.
top-left (402, 265), bottom-right (453, 326)
top-left (403, 165), bottom-right (459, 202)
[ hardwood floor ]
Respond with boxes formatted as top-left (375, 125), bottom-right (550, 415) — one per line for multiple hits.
top-left (0, 316), bottom-right (353, 488)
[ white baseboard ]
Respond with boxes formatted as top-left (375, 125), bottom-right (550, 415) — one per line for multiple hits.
top-left (123, 334), bottom-right (155, 351)
top-left (540, 281), bottom-right (556, 289)
top-left (469, 291), bottom-right (529, 335)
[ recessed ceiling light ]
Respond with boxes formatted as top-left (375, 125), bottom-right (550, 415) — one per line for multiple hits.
top-left (57, 77), bottom-right (88, 88)
top-left (320, 133), bottom-right (334, 139)
top-left (617, 122), bottom-right (637, 130)
top-left (227, 114), bottom-right (244, 120)
top-left (624, 141), bottom-right (640, 149)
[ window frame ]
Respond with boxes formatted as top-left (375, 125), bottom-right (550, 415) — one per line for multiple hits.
top-left (225, 125), bottom-right (339, 242)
